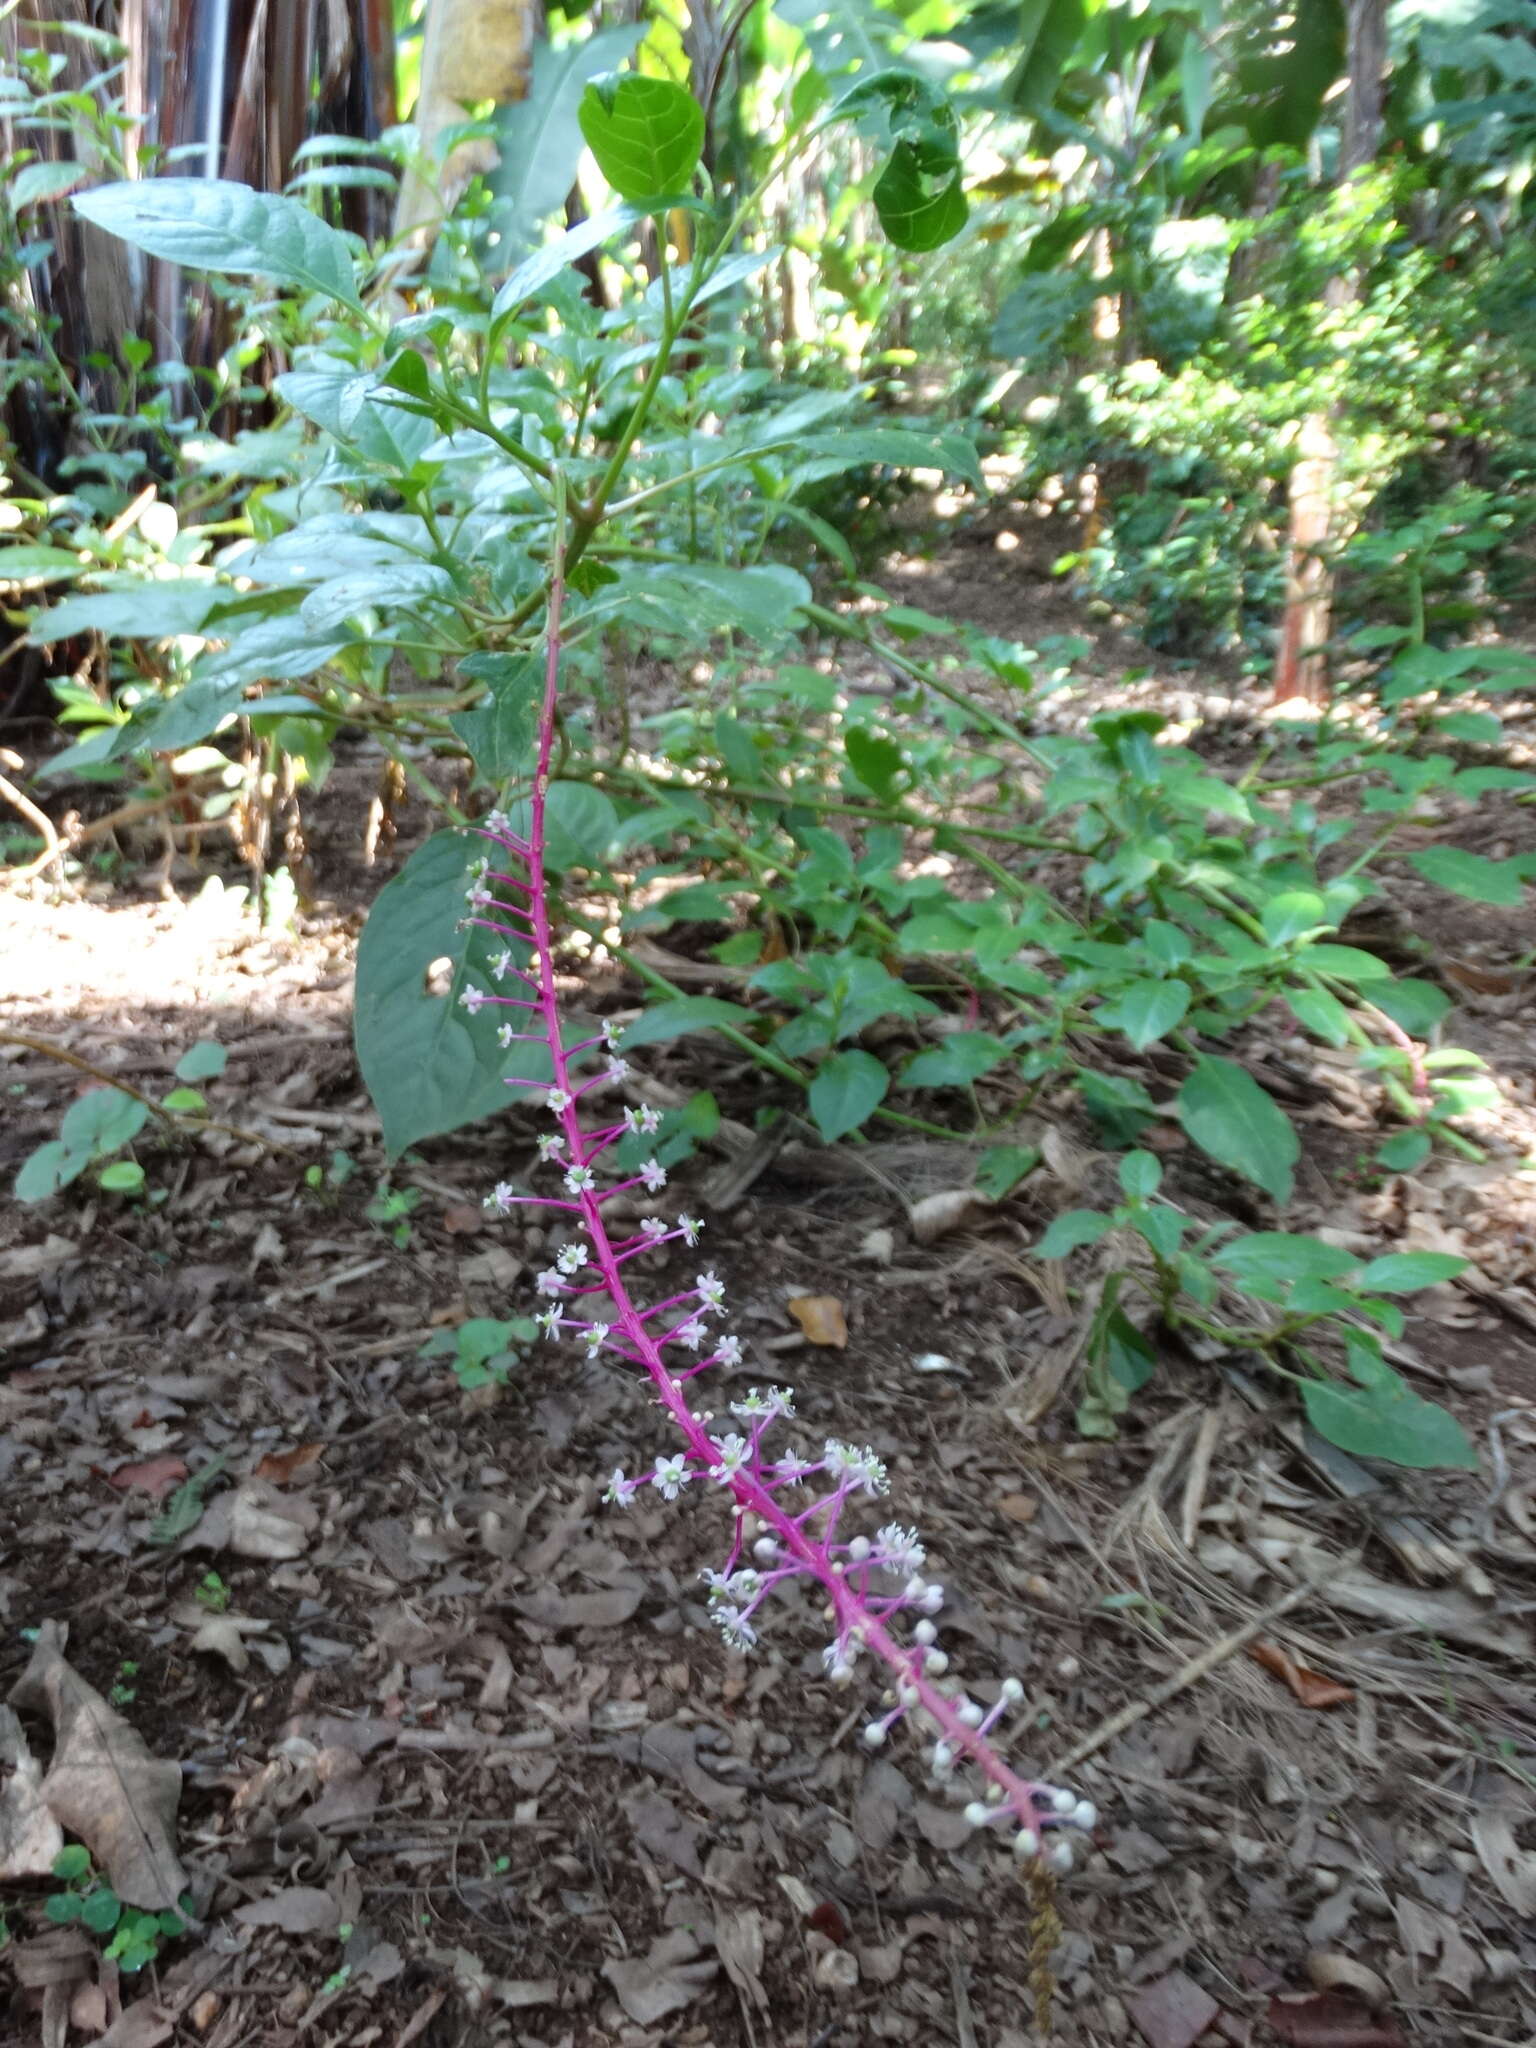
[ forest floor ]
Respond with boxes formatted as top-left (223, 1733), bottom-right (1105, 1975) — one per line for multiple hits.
top-left (3, 521), bottom-right (1536, 2048)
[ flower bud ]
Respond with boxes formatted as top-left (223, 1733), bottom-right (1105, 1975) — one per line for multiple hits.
top-left (862, 1722), bottom-right (886, 1749)
top-left (1052, 1789), bottom-right (1077, 1815)
top-left (924, 1649), bottom-right (949, 1676)
top-left (932, 1742), bottom-right (953, 1775)
top-left (963, 1802), bottom-right (991, 1828)
top-left (1012, 1829), bottom-right (1040, 1861)
top-left (913, 1619), bottom-right (937, 1647)
top-left (753, 1537), bottom-right (778, 1564)
top-left (848, 1536), bottom-right (871, 1562)
top-left (1048, 1840), bottom-right (1074, 1875)
top-left (999, 1676), bottom-right (1025, 1704)
top-left (957, 1699), bottom-right (984, 1728)
top-left (1072, 1800), bottom-right (1097, 1832)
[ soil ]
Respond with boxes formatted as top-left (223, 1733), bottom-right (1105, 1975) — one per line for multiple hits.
top-left (2, 533), bottom-right (1535, 2048)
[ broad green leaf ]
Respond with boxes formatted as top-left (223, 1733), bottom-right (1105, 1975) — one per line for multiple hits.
top-left (11, 158), bottom-right (86, 206)
top-left (15, 1139), bottom-right (85, 1204)
top-left (844, 726), bottom-right (903, 801)
top-left (1097, 977), bottom-right (1190, 1050)
top-left (60, 1088), bottom-right (150, 1160)
top-left (1260, 890), bottom-right (1327, 945)
top-left (976, 1144), bottom-right (1041, 1199)
top-left (175, 1040), bottom-right (228, 1082)
top-left (619, 997), bottom-right (759, 1051)
top-left (600, 561), bottom-right (810, 642)
top-left (1142, 921), bottom-right (1192, 969)
top-left (1035, 1209), bottom-right (1113, 1258)
top-left (1178, 1056), bottom-right (1297, 1204)
top-left (74, 179), bottom-right (362, 308)
top-left (1301, 944), bottom-right (1392, 983)
top-left (450, 653), bottom-right (542, 783)
top-left (1287, 986), bottom-right (1352, 1047)
top-left (1301, 1368), bottom-right (1476, 1471)
top-left (299, 562), bottom-right (455, 633)
top-left (28, 582), bottom-right (221, 643)
top-left (99, 1161), bottom-right (146, 1194)
top-left (1355, 1251), bottom-right (1468, 1293)
top-left (1408, 847), bottom-right (1527, 907)
top-left (354, 830), bottom-right (553, 1157)
top-left (1211, 1232), bottom-right (1359, 1286)
top-left (1118, 1150), bottom-right (1162, 1199)
top-left (809, 1048), bottom-right (889, 1141)
top-left (1369, 978), bottom-right (1452, 1036)
top-left (3, 544), bottom-right (90, 587)
top-left (544, 783), bottom-right (617, 870)
top-left (578, 76), bottom-right (705, 201)
top-left (1375, 1129), bottom-right (1432, 1171)
top-left (161, 1088), bottom-right (206, 1113)
top-left (873, 139), bottom-right (968, 252)
top-left (900, 1032), bottom-right (1008, 1089)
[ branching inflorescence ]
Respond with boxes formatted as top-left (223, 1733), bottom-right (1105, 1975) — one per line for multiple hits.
top-left (458, 563), bottom-right (1096, 1873)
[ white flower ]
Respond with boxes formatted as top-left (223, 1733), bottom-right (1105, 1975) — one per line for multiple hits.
top-left (556, 1242), bottom-right (587, 1275)
top-left (602, 1020), bottom-right (621, 1051)
top-left (535, 1268), bottom-right (566, 1296)
top-left (467, 884), bottom-right (493, 907)
top-left (534, 1306), bottom-right (562, 1339)
top-left (546, 1088), bottom-right (572, 1114)
top-left (485, 1182), bottom-right (517, 1215)
top-left (709, 1433), bottom-right (751, 1481)
top-left (490, 949), bottom-right (513, 981)
top-left (537, 1133), bottom-right (566, 1162)
top-left (460, 986), bottom-right (487, 1014)
top-left (821, 1642), bottom-right (856, 1682)
top-left (607, 1056), bottom-right (629, 1082)
top-left (652, 1454), bottom-right (690, 1501)
top-left (713, 1606), bottom-right (757, 1653)
top-left (767, 1386), bottom-right (796, 1420)
top-left (674, 1319), bottom-right (707, 1352)
top-left (774, 1451), bottom-right (812, 1482)
top-left (640, 1216), bottom-right (668, 1242)
top-left (731, 1387), bottom-right (772, 1419)
top-left (485, 809), bottom-right (512, 836)
top-left (497, 1022), bottom-right (516, 1048)
top-left (564, 1164), bottom-right (595, 1195)
top-left (695, 1270), bottom-right (725, 1311)
top-left (580, 1322), bottom-right (609, 1354)
top-left (876, 1525), bottom-right (926, 1575)
top-left (715, 1334), bottom-right (744, 1369)
top-left (679, 1215), bottom-right (703, 1247)
top-left (603, 1468), bottom-right (637, 1507)
top-left (638, 1159), bottom-right (667, 1192)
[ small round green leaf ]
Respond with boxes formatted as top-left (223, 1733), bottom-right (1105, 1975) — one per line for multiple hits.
top-left (175, 1040), bottom-right (228, 1082)
top-left (808, 1049), bottom-right (889, 1142)
top-left (98, 1161), bottom-right (146, 1195)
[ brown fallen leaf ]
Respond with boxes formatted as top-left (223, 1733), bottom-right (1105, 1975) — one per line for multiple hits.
top-left (172, 1605), bottom-right (277, 1677)
top-left (513, 1585), bottom-right (642, 1630)
top-left (1469, 1807), bottom-right (1536, 1919)
top-left (232, 1885), bottom-right (341, 1936)
top-left (108, 1456), bottom-right (188, 1499)
top-left (787, 1294), bottom-right (847, 1347)
top-left (8, 1620), bottom-right (188, 1909)
top-left (441, 1203), bottom-right (484, 1235)
top-left (1249, 1641), bottom-right (1354, 1709)
top-left (908, 1189), bottom-right (992, 1244)
top-left (192, 1478), bottom-right (318, 1560)
top-left (1128, 1968), bottom-right (1220, 2048)
top-left (714, 1904), bottom-right (768, 2013)
top-left (94, 2002), bottom-right (175, 2048)
top-left (1265, 1992), bottom-right (1406, 2047)
top-left (0, 1703), bottom-right (64, 1878)
top-left (602, 1928), bottom-right (718, 2026)
top-left (253, 1442), bottom-right (326, 1485)
top-left (997, 1492), bottom-right (1039, 1526)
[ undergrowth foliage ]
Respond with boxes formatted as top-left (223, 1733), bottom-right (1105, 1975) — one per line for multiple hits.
top-left (463, 542), bottom-right (1095, 1871)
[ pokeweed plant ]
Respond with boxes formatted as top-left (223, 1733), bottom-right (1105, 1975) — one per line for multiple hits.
top-left (461, 535), bottom-right (1096, 1873)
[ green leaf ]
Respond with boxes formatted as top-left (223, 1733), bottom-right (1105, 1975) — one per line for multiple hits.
top-left (492, 24), bottom-right (647, 247)
top-left (1375, 1129), bottom-right (1432, 1171)
top-left (449, 652), bottom-right (541, 783)
top-left (175, 1040), bottom-right (228, 1082)
top-left (15, 1140), bottom-right (85, 1204)
top-left (1035, 1209), bottom-right (1112, 1258)
top-left (45, 1892), bottom-right (83, 1924)
top-left (1369, 978), bottom-right (1452, 1037)
top-left (844, 726), bottom-right (903, 801)
top-left (809, 1048), bottom-right (889, 1142)
top-left (354, 831), bottom-right (554, 1157)
top-left (1301, 1363), bottom-right (1477, 1471)
top-left (544, 783), bottom-right (617, 870)
top-left (1301, 944), bottom-right (1392, 984)
top-left (900, 1032), bottom-right (1007, 1089)
top-left (578, 76), bottom-right (705, 201)
top-left (1097, 977), bottom-right (1190, 1050)
top-left (619, 996), bottom-right (759, 1050)
top-left (28, 582), bottom-right (221, 643)
top-left (1118, 1151), bottom-right (1162, 1200)
top-left (1177, 1056), bottom-right (1297, 1204)
top-left (160, 1088), bottom-right (206, 1114)
top-left (73, 179), bottom-right (362, 309)
top-left (1, 544), bottom-right (88, 587)
top-left (1354, 1251), bottom-right (1468, 1293)
top-left (872, 139), bottom-right (968, 253)
top-left (98, 1161), bottom-right (146, 1194)
top-left (601, 561), bottom-right (810, 642)
top-left (1287, 986), bottom-right (1353, 1047)
top-left (11, 158), bottom-right (86, 207)
top-left (52, 1845), bottom-right (92, 1881)
top-left (1260, 890), bottom-right (1327, 945)
top-left (81, 1888), bottom-right (123, 1934)
top-left (60, 1088), bottom-right (150, 1161)
top-left (491, 198), bottom-right (683, 314)
top-left (1211, 1232), bottom-right (1359, 1286)
top-left (975, 1144), bottom-right (1041, 1200)
top-left (1142, 921), bottom-right (1192, 969)
top-left (1408, 847), bottom-right (1527, 906)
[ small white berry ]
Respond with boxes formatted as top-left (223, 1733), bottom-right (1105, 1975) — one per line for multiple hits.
top-left (924, 1649), bottom-right (949, 1676)
top-left (1012, 1828), bottom-right (1040, 1861)
top-left (963, 1802), bottom-right (991, 1828)
top-left (913, 1619), bottom-right (937, 1646)
top-left (862, 1723), bottom-right (886, 1748)
top-left (999, 1677), bottom-right (1025, 1704)
top-left (1052, 1789), bottom-right (1077, 1815)
top-left (932, 1742), bottom-right (953, 1774)
top-left (1073, 1800), bottom-right (1097, 1831)
top-left (957, 1699), bottom-right (984, 1727)
top-left (1048, 1840), bottom-right (1074, 1874)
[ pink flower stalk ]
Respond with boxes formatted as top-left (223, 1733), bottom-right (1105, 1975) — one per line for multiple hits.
top-left (458, 565), bottom-right (1096, 1870)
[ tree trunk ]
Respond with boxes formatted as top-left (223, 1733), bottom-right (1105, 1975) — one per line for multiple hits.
top-left (391, 0), bottom-right (536, 259)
